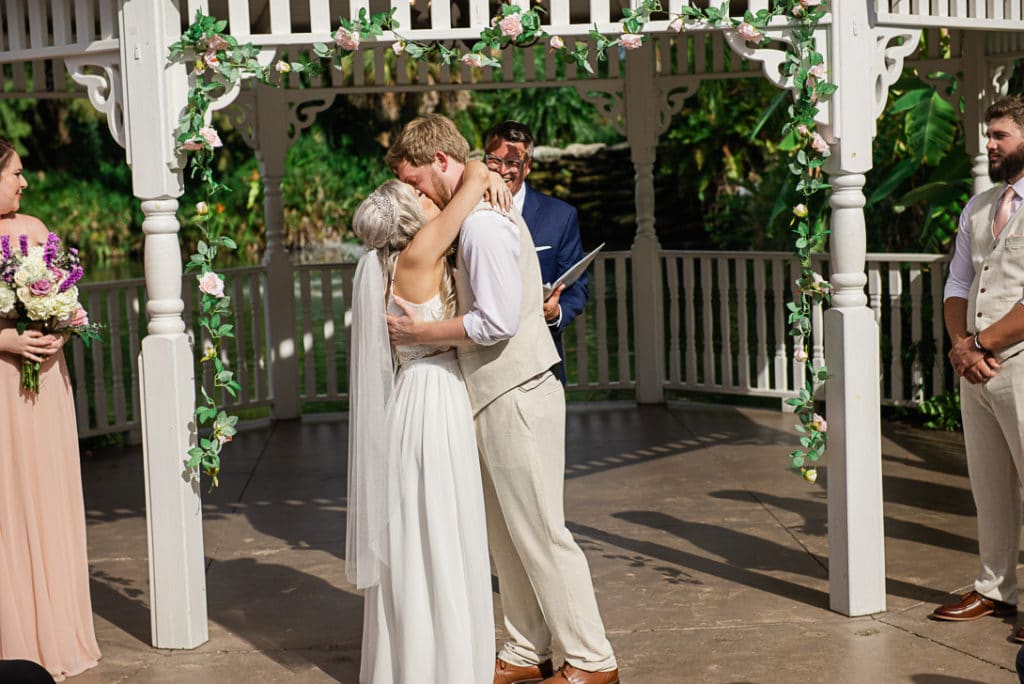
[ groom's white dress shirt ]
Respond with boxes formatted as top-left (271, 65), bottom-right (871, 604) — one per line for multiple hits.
top-left (459, 210), bottom-right (522, 346)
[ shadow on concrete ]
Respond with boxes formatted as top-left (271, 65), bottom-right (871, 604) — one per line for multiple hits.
top-left (89, 571), bottom-right (150, 645)
top-left (708, 489), bottom-right (980, 556)
top-left (569, 519), bottom-right (830, 610)
top-left (205, 556), bottom-right (362, 682)
top-left (602, 511), bottom-right (945, 605)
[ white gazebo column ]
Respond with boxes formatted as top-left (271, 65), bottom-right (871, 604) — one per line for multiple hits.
top-left (821, 1), bottom-right (904, 617)
top-left (624, 42), bottom-right (665, 404)
top-left (255, 89), bottom-right (300, 419)
top-left (121, 0), bottom-right (208, 647)
top-left (961, 33), bottom-right (1012, 195)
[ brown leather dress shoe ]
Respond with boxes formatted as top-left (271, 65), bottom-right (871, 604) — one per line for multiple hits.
top-left (540, 664), bottom-right (620, 684)
top-left (494, 657), bottom-right (554, 684)
top-left (1013, 625), bottom-right (1024, 643)
top-left (931, 591), bottom-right (1016, 621)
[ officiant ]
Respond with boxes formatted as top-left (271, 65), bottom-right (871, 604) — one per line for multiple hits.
top-left (484, 120), bottom-right (590, 383)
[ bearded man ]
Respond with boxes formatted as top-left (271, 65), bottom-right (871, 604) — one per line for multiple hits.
top-left (932, 95), bottom-right (1024, 643)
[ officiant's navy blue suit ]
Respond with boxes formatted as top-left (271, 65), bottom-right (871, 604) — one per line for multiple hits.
top-left (521, 184), bottom-right (589, 382)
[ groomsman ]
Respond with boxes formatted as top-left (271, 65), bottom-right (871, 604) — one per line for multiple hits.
top-left (484, 121), bottom-right (590, 383)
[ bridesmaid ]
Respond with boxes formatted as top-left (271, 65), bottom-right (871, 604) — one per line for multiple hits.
top-left (0, 137), bottom-right (101, 680)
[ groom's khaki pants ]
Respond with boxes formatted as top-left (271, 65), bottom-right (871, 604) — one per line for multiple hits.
top-left (960, 352), bottom-right (1024, 605)
top-left (475, 370), bottom-right (617, 672)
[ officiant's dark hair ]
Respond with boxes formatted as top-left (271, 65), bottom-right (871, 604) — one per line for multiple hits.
top-left (484, 121), bottom-right (535, 158)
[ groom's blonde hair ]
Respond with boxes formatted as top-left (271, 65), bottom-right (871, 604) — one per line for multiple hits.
top-left (386, 114), bottom-right (470, 170)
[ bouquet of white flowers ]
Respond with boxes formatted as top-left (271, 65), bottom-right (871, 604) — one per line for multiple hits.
top-left (0, 232), bottom-right (103, 394)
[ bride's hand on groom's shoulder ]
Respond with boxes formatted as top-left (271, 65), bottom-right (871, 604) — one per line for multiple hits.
top-left (484, 173), bottom-right (513, 213)
top-left (387, 299), bottom-right (421, 347)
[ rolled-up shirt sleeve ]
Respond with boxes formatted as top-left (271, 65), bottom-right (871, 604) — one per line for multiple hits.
top-left (460, 211), bottom-right (521, 345)
top-left (943, 196), bottom-right (977, 301)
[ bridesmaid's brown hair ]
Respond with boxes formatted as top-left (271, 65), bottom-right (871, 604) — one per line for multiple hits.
top-left (0, 138), bottom-right (16, 175)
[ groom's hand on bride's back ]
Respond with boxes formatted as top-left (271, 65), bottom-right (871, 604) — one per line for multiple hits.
top-left (387, 299), bottom-right (421, 347)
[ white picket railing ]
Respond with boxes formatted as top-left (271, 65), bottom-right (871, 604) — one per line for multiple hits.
top-left (69, 250), bottom-right (952, 437)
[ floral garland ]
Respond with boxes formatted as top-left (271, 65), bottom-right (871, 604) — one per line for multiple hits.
top-left (169, 0), bottom-right (832, 484)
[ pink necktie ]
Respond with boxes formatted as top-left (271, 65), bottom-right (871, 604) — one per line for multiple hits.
top-left (993, 185), bottom-right (1017, 238)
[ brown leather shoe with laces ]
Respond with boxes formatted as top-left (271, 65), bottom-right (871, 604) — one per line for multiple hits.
top-left (540, 664), bottom-right (620, 684)
top-left (494, 657), bottom-right (554, 684)
top-left (931, 591), bottom-right (1016, 621)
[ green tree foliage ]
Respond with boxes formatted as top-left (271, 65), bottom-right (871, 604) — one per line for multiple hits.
top-left (1, 65), bottom-right (977, 268)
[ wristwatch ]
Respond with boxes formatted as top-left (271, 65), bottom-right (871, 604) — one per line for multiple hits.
top-left (972, 332), bottom-right (989, 354)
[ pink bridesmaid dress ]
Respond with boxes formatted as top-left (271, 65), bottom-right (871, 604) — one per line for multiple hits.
top-left (0, 337), bottom-right (101, 681)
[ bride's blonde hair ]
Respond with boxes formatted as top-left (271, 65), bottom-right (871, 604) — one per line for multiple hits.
top-left (352, 179), bottom-right (456, 317)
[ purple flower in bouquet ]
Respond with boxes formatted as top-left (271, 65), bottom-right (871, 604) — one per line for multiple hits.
top-left (18, 234), bottom-right (27, 256)
top-left (43, 232), bottom-right (60, 267)
top-left (1, 235), bottom-right (10, 261)
top-left (59, 265), bottom-right (83, 293)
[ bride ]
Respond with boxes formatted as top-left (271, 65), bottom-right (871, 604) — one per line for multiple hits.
top-left (347, 160), bottom-right (511, 684)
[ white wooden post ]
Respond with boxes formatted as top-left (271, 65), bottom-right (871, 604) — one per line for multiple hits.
top-left (256, 88), bottom-right (300, 419)
top-left (625, 42), bottom-right (665, 403)
top-left (961, 34), bottom-right (1016, 196)
top-left (962, 33), bottom-right (995, 196)
top-left (822, 0), bottom-right (887, 617)
top-left (120, 0), bottom-right (208, 648)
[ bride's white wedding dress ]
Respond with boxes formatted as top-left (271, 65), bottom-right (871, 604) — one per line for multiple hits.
top-left (358, 291), bottom-right (494, 684)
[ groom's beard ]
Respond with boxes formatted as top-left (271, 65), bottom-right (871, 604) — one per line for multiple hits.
top-left (432, 174), bottom-right (452, 209)
top-left (990, 140), bottom-right (1024, 183)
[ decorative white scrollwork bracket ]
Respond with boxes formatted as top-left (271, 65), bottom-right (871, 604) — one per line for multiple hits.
top-left (66, 53), bottom-right (126, 148)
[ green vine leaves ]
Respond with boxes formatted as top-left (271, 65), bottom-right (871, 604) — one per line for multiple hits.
top-left (169, 1), bottom-right (834, 484)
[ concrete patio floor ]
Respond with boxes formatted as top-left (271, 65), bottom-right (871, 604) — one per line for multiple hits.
top-left (69, 400), bottom-right (1023, 683)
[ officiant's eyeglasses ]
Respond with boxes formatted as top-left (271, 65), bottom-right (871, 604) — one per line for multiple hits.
top-left (485, 154), bottom-right (529, 171)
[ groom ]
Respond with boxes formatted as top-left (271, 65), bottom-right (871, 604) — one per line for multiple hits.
top-left (385, 114), bottom-right (619, 684)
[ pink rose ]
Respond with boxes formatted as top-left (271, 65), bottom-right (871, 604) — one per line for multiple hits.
top-left (806, 63), bottom-right (826, 88)
top-left (549, 35), bottom-right (564, 50)
top-left (794, 348), bottom-right (808, 363)
top-left (69, 306), bottom-right (88, 328)
top-left (198, 271), bottom-right (225, 298)
top-left (29, 279), bottom-right (52, 296)
top-left (335, 27), bottom-right (360, 51)
top-left (797, 123), bottom-right (809, 136)
top-left (200, 127), bottom-right (223, 148)
top-left (811, 132), bottom-right (830, 154)
top-left (392, 41), bottom-right (405, 55)
top-left (275, 60), bottom-right (291, 73)
top-left (206, 35), bottom-right (230, 51)
top-left (810, 413), bottom-right (827, 433)
top-left (668, 17), bottom-right (684, 33)
top-left (462, 52), bottom-right (486, 67)
top-left (801, 0), bottom-right (822, 6)
top-left (620, 33), bottom-right (643, 50)
top-left (203, 50), bottom-right (221, 70)
top-left (737, 22), bottom-right (763, 45)
top-left (182, 138), bottom-right (204, 151)
top-left (499, 14), bottom-right (523, 39)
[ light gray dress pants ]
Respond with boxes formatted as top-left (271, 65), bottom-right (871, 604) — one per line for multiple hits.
top-left (960, 353), bottom-right (1024, 604)
top-left (475, 370), bottom-right (617, 672)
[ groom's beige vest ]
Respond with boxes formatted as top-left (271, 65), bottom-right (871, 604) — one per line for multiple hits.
top-left (455, 203), bottom-right (560, 413)
top-left (966, 184), bottom-right (1024, 361)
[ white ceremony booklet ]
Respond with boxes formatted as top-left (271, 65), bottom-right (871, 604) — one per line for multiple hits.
top-left (543, 243), bottom-right (605, 299)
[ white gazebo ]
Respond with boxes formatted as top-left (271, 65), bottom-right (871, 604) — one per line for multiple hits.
top-left (0, 0), bottom-right (1020, 649)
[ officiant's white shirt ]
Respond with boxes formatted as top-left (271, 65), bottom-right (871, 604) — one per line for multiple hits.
top-left (460, 210), bottom-right (522, 345)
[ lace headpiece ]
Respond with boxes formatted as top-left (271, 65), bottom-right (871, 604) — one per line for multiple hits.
top-left (368, 190), bottom-right (396, 227)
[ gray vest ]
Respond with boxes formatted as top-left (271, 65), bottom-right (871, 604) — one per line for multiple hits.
top-left (455, 202), bottom-right (560, 413)
top-left (966, 184), bottom-right (1024, 360)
